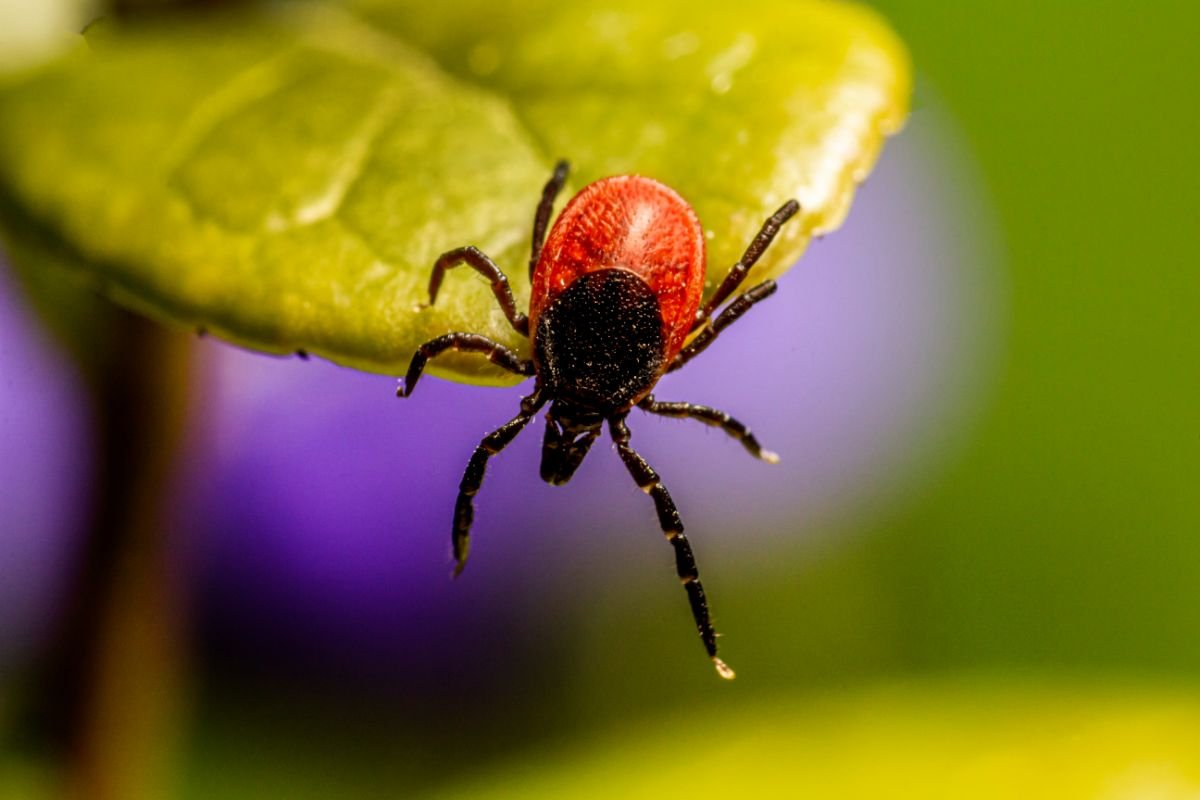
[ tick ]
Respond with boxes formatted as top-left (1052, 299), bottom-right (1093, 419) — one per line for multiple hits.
top-left (399, 160), bottom-right (800, 679)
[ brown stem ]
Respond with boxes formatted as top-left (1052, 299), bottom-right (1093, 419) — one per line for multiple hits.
top-left (26, 309), bottom-right (194, 800)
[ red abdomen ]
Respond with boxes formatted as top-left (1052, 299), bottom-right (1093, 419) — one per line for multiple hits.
top-left (529, 175), bottom-right (706, 363)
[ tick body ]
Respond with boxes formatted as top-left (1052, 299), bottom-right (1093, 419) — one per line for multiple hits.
top-left (400, 161), bottom-right (800, 679)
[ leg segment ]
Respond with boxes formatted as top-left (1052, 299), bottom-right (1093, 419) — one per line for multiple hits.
top-left (609, 416), bottom-right (735, 680)
top-left (398, 333), bottom-right (533, 397)
top-left (670, 280), bottom-right (777, 372)
top-left (453, 390), bottom-right (545, 576)
top-left (529, 160), bottom-right (570, 280)
top-left (697, 199), bottom-right (799, 326)
top-left (637, 396), bottom-right (778, 463)
top-left (429, 247), bottom-right (529, 336)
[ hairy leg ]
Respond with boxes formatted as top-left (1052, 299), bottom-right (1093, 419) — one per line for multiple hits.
top-left (609, 415), bottom-right (734, 679)
top-left (638, 396), bottom-right (778, 463)
top-left (697, 199), bottom-right (799, 326)
top-left (670, 280), bottom-right (777, 372)
top-left (397, 333), bottom-right (532, 397)
top-left (428, 247), bottom-right (529, 336)
top-left (529, 160), bottom-right (570, 280)
top-left (452, 390), bottom-right (545, 575)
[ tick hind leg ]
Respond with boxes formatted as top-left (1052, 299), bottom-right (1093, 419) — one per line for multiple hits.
top-left (398, 333), bottom-right (533, 397)
top-left (452, 390), bottom-right (545, 575)
top-left (637, 396), bottom-right (778, 463)
top-left (609, 416), bottom-right (735, 680)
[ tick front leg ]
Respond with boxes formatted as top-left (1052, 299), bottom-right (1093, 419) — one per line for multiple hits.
top-left (428, 247), bottom-right (530, 336)
top-left (609, 416), bottom-right (735, 680)
top-left (453, 391), bottom-right (545, 576)
top-left (669, 280), bottom-right (777, 372)
top-left (529, 160), bottom-right (570, 280)
top-left (696, 199), bottom-right (799, 327)
top-left (398, 333), bottom-right (533, 397)
top-left (637, 396), bottom-right (778, 463)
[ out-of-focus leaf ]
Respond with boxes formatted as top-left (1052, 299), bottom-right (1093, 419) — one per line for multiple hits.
top-left (431, 683), bottom-right (1200, 799)
top-left (0, 0), bottom-right (94, 74)
top-left (0, 1), bottom-right (909, 382)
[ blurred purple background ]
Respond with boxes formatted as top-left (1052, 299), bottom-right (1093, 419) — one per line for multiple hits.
top-left (0, 258), bottom-right (93, 675)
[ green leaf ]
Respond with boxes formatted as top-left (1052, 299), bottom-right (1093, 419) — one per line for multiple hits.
top-left (0, 1), bottom-right (909, 383)
top-left (427, 682), bottom-right (1200, 799)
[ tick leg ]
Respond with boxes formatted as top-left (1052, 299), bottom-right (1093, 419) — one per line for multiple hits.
top-left (429, 247), bottom-right (530, 336)
top-left (453, 390), bottom-right (545, 576)
top-left (637, 396), bottom-right (778, 464)
top-left (670, 280), bottom-right (777, 373)
top-left (695, 199), bottom-right (799, 328)
top-left (609, 416), bottom-right (735, 680)
top-left (529, 160), bottom-right (570, 281)
top-left (398, 333), bottom-right (533, 397)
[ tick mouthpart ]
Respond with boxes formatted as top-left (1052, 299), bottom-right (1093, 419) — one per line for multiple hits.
top-left (540, 402), bottom-right (602, 485)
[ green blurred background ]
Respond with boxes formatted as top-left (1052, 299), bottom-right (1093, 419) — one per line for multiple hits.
top-left (868, 0), bottom-right (1200, 675)
top-left (2, 1), bottom-right (1199, 797)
